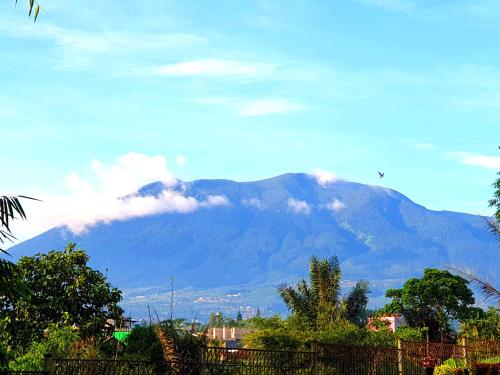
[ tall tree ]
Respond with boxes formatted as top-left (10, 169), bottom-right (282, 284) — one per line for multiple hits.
top-left (452, 171), bottom-right (500, 302)
top-left (0, 196), bottom-right (34, 301)
top-left (488, 170), bottom-right (500, 239)
top-left (0, 195), bottom-right (35, 366)
top-left (384, 268), bottom-right (475, 341)
top-left (278, 256), bottom-right (369, 328)
top-left (0, 243), bottom-right (122, 348)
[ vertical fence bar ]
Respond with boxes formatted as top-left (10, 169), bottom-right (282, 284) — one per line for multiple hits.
top-left (311, 340), bottom-right (318, 375)
top-left (461, 336), bottom-right (469, 370)
top-left (43, 354), bottom-right (54, 374)
top-left (200, 346), bottom-right (207, 375)
top-left (397, 339), bottom-right (403, 375)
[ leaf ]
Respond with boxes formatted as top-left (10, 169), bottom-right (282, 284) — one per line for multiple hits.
top-left (28, 0), bottom-right (34, 16)
top-left (34, 4), bottom-right (40, 22)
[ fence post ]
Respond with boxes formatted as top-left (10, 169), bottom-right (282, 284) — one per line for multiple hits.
top-left (44, 354), bottom-right (54, 374)
top-left (397, 339), bottom-right (403, 375)
top-left (200, 346), bottom-right (207, 375)
top-left (311, 340), bottom-right (318, 375)
top-left (461, 337), bottom-right (469, 370)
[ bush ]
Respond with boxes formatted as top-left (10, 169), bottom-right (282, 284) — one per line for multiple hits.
top-left (434, 365), bottom-right (455, 375)
top-left (443, 358), bottom-right (465, 368)
top-left (394, 326), bottom-right (424, 342)
top-left (9, 324), bottom-right (79, 371)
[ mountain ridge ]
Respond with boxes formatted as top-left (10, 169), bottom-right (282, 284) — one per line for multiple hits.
top-left (9, 173), bottom-right (499, 319)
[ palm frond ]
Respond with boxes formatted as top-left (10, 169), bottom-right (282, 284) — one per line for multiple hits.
top-left (0, 195), bottom-right (38, 253)
top-left (448, 265), bottom-right (500, 302)
top-left (343, 281), bottom-right (369, 326)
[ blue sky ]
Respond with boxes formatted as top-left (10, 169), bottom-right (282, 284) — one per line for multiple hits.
top-left (1, 0), bottom-right (500, 239)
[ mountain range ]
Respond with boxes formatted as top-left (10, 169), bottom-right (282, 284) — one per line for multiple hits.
top-left (10, 173), bottom-right (500, 320)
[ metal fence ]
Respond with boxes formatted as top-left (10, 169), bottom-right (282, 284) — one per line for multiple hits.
top-left (203, 346), bottom-right (315, 375)
top-left (50, 358), bottom-right (173, 375)
top-left (467, 338), bottom-right (500, 365)
top-left (40, 338), bottom-right (500, 375)
top-left (318, 343), bottom-right (400, 375)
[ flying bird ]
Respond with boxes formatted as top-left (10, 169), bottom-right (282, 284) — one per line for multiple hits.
top-left (378, 171), bottom-right (384, 178)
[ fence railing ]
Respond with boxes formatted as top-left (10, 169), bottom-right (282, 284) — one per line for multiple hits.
top-left (40, 338), bottom-right (500, 375)
top-left (50, 358), bottom-right (173, 375)
top-left (203, 346), bottom-right (315, 375)
top-left (318, 343), bottom-right (400, 375)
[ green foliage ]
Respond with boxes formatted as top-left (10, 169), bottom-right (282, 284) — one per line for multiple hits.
top-left (434, 365), bottom-right (455, 375)
top-left (124, 320), bottom-right (204, 372)
top-left (489, 170), bottom-right (500, 227)
top-left (0, 243), bottom-right (122, 349)
top-left (207, 312), bottom-right (225, 327)
top-left (124, 324), bottom-right (164, 362)
top-left (443, 357), bottom-right (465, 368)
top-left (394, 326), bottom-right (424, 342)
top-left (384, 268), bottom-right (475, 341)
top-left (242, 314), bottom-right (400, 350)
top-left (9, 324), bottom-right (79, 371)
top-left (242, 316), bottom-right (313, 351)
top-left (460, 307), bottom-right (500, 340)
top-left (278, 256), bottom-right (369, 329)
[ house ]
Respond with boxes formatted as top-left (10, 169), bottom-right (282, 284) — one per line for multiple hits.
top-left (205, 327), bottom-right (253, 348)
top-left (367, 314), bottom-right (407, 333)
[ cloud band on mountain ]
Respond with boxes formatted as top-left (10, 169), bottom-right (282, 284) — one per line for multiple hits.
top-left (11, 152), bottom-right (229, 237)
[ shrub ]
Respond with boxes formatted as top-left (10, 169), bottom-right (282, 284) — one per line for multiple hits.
top-left (434, 365), bottom-right (455, 375)
top-left (9, 324), bottom-right (79, 371)
top-left (443, 357), bottom-right (465, 368)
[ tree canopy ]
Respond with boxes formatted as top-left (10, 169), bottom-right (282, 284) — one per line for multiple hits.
top-left (278, 256), bottom-right (369, 329)
top-left (0, 243), bottom-right (122, 348)
top-left (384, 268), bottom-right (475, 341)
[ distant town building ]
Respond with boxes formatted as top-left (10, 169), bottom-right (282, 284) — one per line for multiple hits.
top-left (367, 314), bottom-right (407, 333)
top-left (205, 327), bottom-right (253, 348)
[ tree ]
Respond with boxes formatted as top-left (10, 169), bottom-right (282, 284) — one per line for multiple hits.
top-left (0, 195), bottom-right (34, 367)
top-left (459, 307), bottom-right (500, 340)
top-left (0, 195), bottom-right (34, 301)
top-left (450, 171), bottom-right (500, 302)
top-left (207, 312), bottom-right (224, 328)
top-left (488, 170), bottom-right (500, 239)
top-left (384, 268), bottom-right (475, 342)
top-left (278, 256), bottom-right (369, 329)
top-left (0, 243), bottom-right (122, 348)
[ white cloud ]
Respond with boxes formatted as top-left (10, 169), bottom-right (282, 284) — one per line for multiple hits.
top-left (325, 199), bottom-right (346, 212)
top-left (287, 198), bottom-right (311, 215)
top-left (239, 98), bottom-right (308, 117)
top-left (176, 155), bottom-right (187, 166)
top-left (200, 195), bottom-right (231, 207)
top-left (312, 169), bottom-right (338, 187)
top-left (152, 59), bottom-right (275, 77)
top-left (10, 152), bottom-right (230, 238)
top-left (1, 22), bottom-right (204, 70)
top-left (450, 151), bottom-right (500, 170)
top-left (242, 198), bottom-right (264, 209)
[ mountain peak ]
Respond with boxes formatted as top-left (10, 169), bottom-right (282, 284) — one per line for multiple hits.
top-left (10, 174), bottom-right (499, 319)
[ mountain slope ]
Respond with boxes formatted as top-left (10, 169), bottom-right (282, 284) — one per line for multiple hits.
top-left (10, 173), bottom-right (499, 319)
